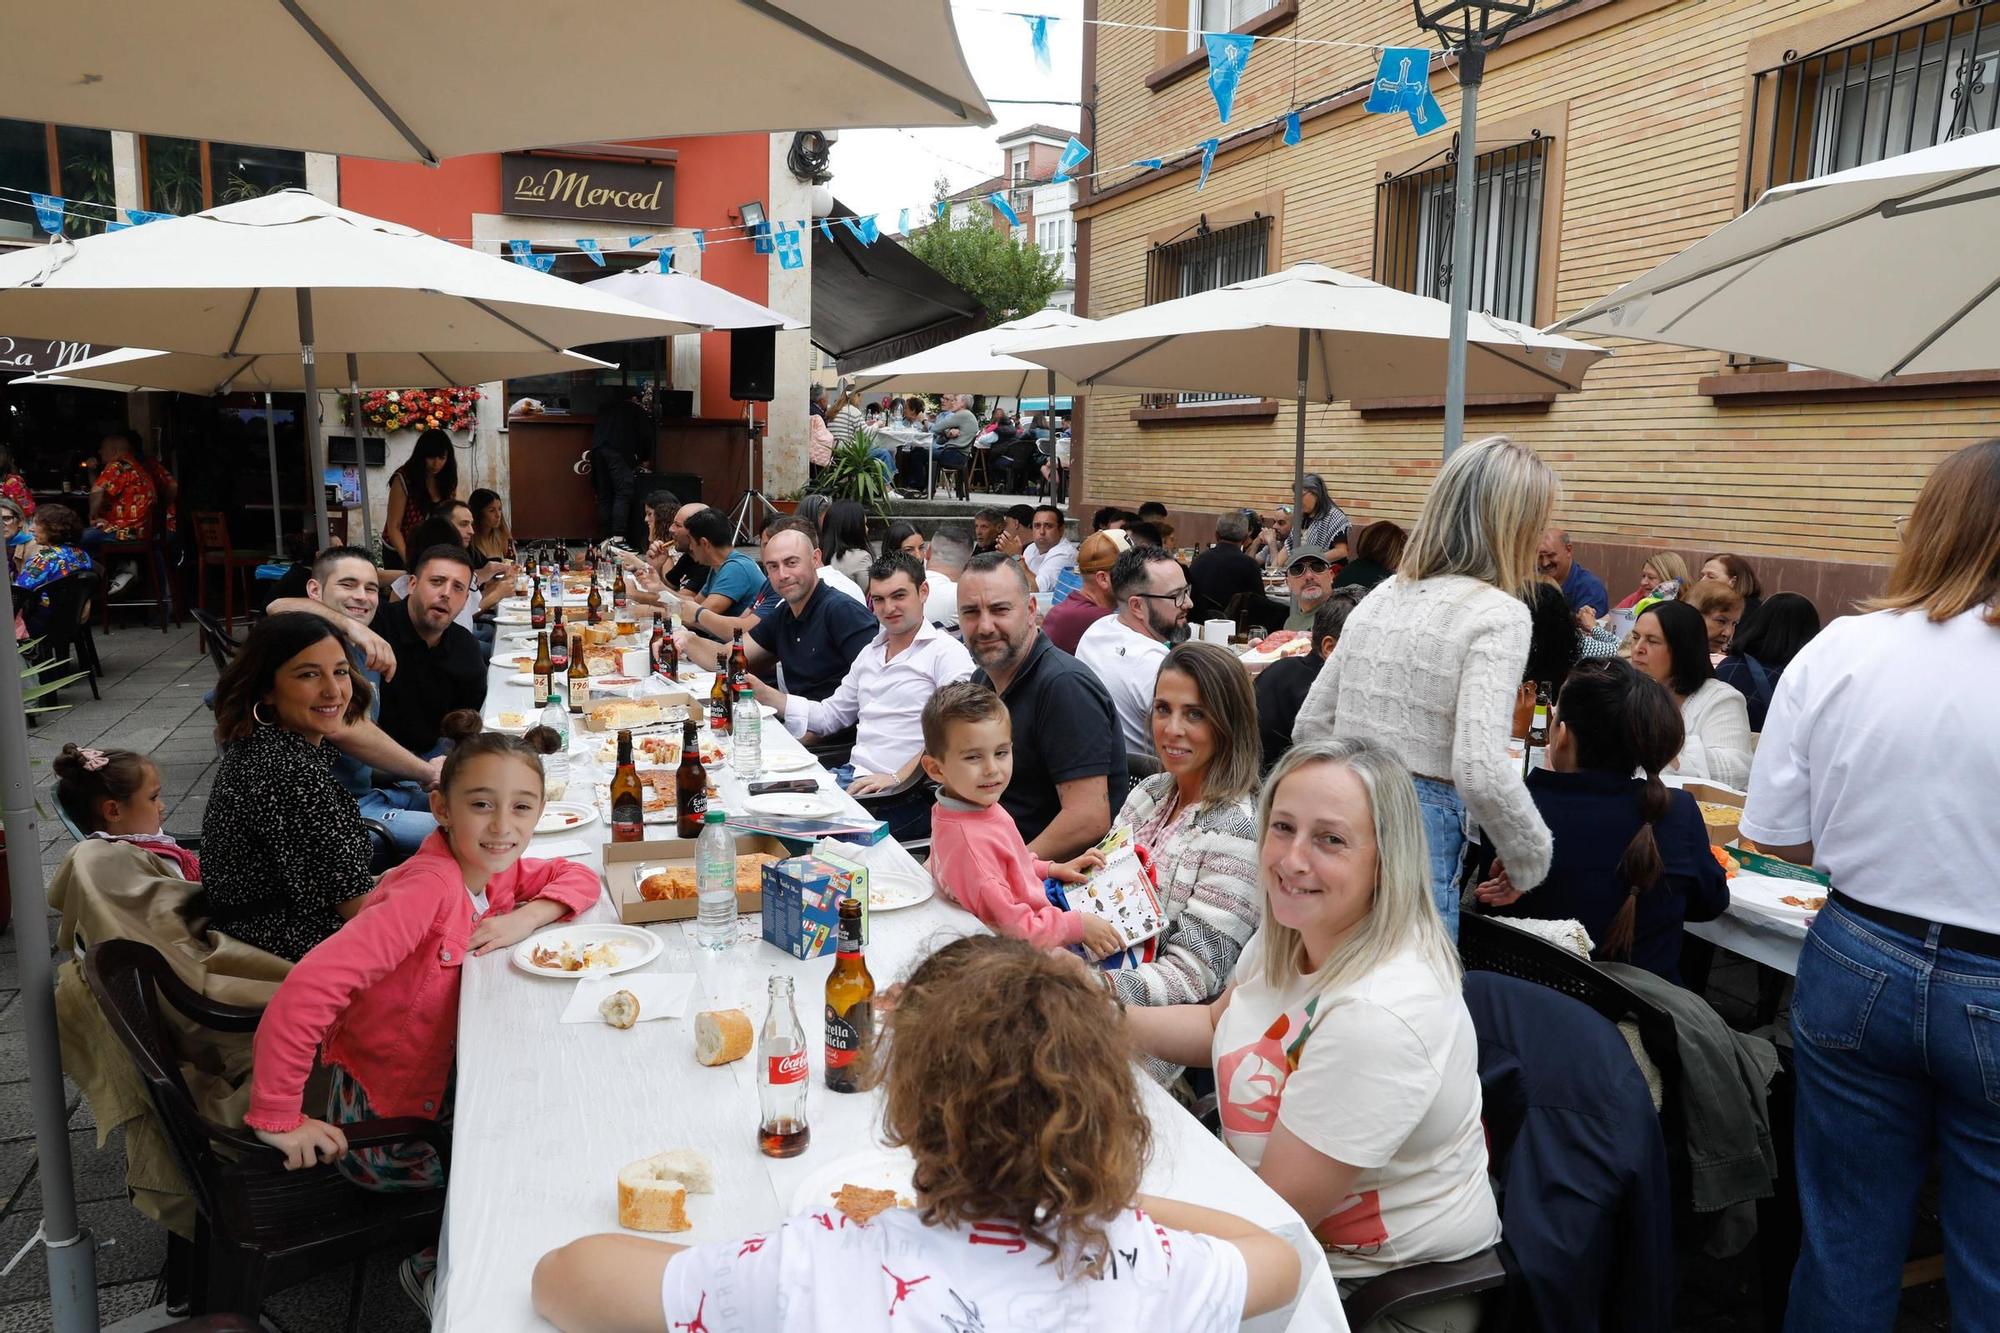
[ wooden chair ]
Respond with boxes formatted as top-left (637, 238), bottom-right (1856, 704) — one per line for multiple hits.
top-left (965, 445), bottom-right (992, 494)
top-left (96, 502), bottom-right (179, 634)
top-left (83, 939), bottom-right (446, 1329)
top-left (191, 512), bottom-right (264, 647)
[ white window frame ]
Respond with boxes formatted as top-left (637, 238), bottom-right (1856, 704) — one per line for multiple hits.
top-left (1411, 148), bottom-right (1545, 325)
top-left (1188, 0), bottom-right (1278, 50)
top-left (1810, 26), bottom-right (2000, 177)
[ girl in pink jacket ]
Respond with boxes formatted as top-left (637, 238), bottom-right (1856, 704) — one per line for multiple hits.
top-left (244, 712), bottom-right (599, 1310)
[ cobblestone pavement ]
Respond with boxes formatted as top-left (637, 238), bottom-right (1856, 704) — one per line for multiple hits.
top-left (2, 619), bottom-right (1946, 1331)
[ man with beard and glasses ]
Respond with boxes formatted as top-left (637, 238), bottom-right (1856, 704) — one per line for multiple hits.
top-left (958, 552), bottom-right (1126, 859)
top-left (1076, 546), bottom-right (1193, 756)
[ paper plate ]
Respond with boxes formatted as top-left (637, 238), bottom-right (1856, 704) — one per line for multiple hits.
top-left (511, 924), bottom-right (661, 979)
top-left (535, 801), bottom-right (599, 835)
top-left (761, 751), bottom-right (817, 773)
top-left (869, 866), bottom-right (935, 913)
top-left (487, 709), bottom-right (536, 733)
top-left (786, 1147), bottom-right (918, 1219)
top-left (1728, 872), bottom-right (1825, 922)
top-left (744, 793), bottom-right (839, 819)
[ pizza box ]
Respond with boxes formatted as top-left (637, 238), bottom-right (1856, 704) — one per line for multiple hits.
top-left (603, 830), bottom-right (789, 924)
top-left (1681, 782), bottom-right (1746, 845)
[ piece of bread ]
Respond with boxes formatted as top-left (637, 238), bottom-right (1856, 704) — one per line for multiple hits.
top-left (585, 623), bottom-right (618, 646)
top-left (585, 648), bottom-right (623, 677)
top-left (617, 1149), bottom-right (714, 1232)
top-left (833, 1183), bottom-right (906, 1225)
top-left (600, 989), bottom-right (641, 1029)
top-left (588, 700), bottom-right (659, 730)
top-left (694, 1008), bottom-right (753, 1066)
top-left (640, 868), bottom-right (699, 902)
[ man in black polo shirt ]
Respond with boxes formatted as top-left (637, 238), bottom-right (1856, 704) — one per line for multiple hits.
top-left (957, 551), bottom-right (1126, 859)
top-left (1188, 510), bottom-right (1270, 623)
top-left (371, 543), bottom-right (487, 756)
top-left (675, 521), bottom-right (873, 701)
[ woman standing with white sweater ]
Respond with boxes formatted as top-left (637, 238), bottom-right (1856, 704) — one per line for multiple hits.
top-left (1292, 436), bottom-right (1558, 935)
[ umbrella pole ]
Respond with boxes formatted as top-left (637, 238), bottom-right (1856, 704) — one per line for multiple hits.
top-left (1292, 329), bottom-right (1308, 531)
top-left (296, 292), bottom-right (332, 552)
top-left (347, 355), bottom-right (375, 554)
top-left (264, 393), bottom-right (285, 556)
top-left (0, 578), bottom-right (98, 1333)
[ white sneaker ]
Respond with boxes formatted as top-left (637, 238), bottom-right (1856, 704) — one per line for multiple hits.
top-left (398, 1253), bottom-right (435, 1318)
top-left (107, 564), bottom-right (136, 594)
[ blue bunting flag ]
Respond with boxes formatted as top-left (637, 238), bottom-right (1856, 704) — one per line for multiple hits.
top-left (576, 237), bottom-right (606, 266)
top-left (1053, 135), bottom-right (1091, 184)
top-left (1204, 32), bottom-right (1256, 124)
top-left (1196, 138), bottom-right (1220, 192)
top-left (30, 193), bottom-right (64, 235)
top-left (988, 192), bottom-right (1021, 226)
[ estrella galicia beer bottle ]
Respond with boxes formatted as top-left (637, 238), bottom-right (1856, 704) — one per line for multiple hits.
top-left (824, 896), bottom-right (875, 1093)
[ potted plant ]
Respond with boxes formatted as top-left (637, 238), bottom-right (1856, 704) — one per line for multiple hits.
top-left (809, 429), bottom-right (892, 518)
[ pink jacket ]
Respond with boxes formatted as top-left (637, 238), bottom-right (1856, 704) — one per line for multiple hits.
top-left (245, 832), bottom-right (599, 1132)
top-left (927, 797), bottom-right (1085, 949)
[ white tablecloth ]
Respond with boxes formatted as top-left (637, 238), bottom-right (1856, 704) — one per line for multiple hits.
top-left (433, 651), bottom-right (1344, 1332)
top-left (1686, 907), bottom-right (1808, 976)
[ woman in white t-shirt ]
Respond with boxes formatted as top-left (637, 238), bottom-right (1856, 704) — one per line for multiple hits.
top-left (532, 935), bottom-right (1301, 1333)
top-left (1127, 738), bottom-right (1501, 1332)
top-left (1741, 440), bottom-right (2000, 1330)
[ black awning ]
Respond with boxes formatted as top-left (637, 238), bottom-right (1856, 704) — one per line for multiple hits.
top-left (811, 202), bottom-right (984, 375)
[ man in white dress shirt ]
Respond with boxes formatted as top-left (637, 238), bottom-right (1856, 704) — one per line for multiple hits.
top-left (1074, 545), bottom-right (1190, 756)
top-left (750, 549), bottom-right (974, 839)
top-left (1021, 504), bottom-right (1077, 594)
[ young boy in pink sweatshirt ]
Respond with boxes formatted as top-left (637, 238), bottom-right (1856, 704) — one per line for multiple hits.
top-left (920, 683), bottom-right (1124, 957)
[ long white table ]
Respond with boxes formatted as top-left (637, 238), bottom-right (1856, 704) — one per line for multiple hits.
top-left (432, 633), bottom-right (1345, 1331)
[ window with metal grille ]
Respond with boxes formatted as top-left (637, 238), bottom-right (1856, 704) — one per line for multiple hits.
top-left (1142, 214), bottom-right (1271, 405)
top-left (1375, 135), bottom-right (1548, 327)
top-left (1746, 0), bottom-right (2000, 205)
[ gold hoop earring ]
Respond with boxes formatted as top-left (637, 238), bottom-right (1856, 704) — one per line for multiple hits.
top-left (252, 702), bottom-right (275, 726)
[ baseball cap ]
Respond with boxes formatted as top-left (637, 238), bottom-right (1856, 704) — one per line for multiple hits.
top-left (1286, 543), bottom-right (1331, 573)
top-left (1078, 529), bottom-right (1130, 574)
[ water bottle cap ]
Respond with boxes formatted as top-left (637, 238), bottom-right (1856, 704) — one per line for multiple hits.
top-left (704, 809), bottom-right (726, 824)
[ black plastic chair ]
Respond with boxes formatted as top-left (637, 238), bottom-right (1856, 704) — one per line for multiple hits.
top-left (83, 939), bottom-right (447, 1329)
top-left (24, 569), bottom-right (103, 702)
top-left (1342, 1248), bottom-right (1511, 1332)
top-left (189, 608), bottom-right (240, 675)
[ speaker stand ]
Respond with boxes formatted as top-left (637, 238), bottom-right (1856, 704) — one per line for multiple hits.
top-left (727, 404), bottom-right (779, 546)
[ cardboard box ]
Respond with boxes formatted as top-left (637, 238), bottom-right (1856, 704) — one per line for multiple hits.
top-left (582, 690), bottom-right (695, 733)
top-left (1683, 782), bottom-right (1745, 846)
top-left (759, 856), bottom-right (861, 960)
top-left (603, 832), bottom-right (789, 925)
top-left (811, 844), bottom-right (871, 946)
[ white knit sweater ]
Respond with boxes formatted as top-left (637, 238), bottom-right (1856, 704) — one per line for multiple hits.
top-left (1291, 574), bottom-right (1553, 888)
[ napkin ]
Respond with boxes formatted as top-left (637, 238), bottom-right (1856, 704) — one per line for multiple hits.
top-left (560, 972), bottom-right (697, 1024)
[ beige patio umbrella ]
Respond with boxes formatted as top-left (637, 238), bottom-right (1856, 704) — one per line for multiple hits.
top-left (0, 1), bottom-right (990, 164)
top-left (1000, 263), bottom-right (1609, 519)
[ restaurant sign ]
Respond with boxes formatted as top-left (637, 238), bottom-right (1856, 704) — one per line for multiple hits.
top-left (502, 153), bottom-right (675, 227)
top-left (0, 336), bottom-right (112, 382)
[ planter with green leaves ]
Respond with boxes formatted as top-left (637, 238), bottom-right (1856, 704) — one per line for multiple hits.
top-left (21, 643), bottom-right (86, 716)
top-left (810, 430), bottom-right (892, 517)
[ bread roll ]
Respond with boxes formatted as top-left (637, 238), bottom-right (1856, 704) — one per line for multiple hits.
top-left (600, 989), bottom-right (641, 1029)
top-left (694, 1008), bottom-right (753, 1066)
top-left (617, 1149), bottom-right (714, 1232)
top-left (585, 623), bottom-right (618, 646)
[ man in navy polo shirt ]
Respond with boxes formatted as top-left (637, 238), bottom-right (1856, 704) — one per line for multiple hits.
top-left (675, 520), bottom-right (874, 701)
top-left (1538, 526), bottom-right (1609, 618)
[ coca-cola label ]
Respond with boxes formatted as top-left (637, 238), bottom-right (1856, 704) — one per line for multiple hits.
top-left (767, 1050), bottom-right (808, 1084)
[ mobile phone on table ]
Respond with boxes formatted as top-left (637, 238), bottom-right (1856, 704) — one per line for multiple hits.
top-left (748, 779), bottom-right (821, 796)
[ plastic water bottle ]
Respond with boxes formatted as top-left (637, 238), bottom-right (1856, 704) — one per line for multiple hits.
top-left (732, 684), bottom-right (761, 780)
top-left (539, 693), bottom-right (568, 748)
top-left (539, 695), bottom-right (571, 801)
top-left (695, 809), bottom-right (737, 952)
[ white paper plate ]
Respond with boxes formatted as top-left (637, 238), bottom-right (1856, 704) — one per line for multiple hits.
top-left (506, 672), bottom-right (539, 687)
top-left (869, 866), bottom-right (935, 913)
top-left (786, 1148), bottom-right (918, 1219)
top-left (761, 751), bottom-right (817, 773)
top-left (487, 710), bottom-right (536, 733)
top-left (1728, 872), bottom-right (1825, 922)
top-left (496, 611), bottom-right (532, 625)
top-left (535, 801), bottom-right (599, 835)
top-left (510, 924), bottom-right (661, 979)
top-left (744, 793), bottom-right (839, 819)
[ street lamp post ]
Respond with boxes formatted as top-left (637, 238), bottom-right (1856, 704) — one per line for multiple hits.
top-left (1412, 0), bottom-right (1538, 458)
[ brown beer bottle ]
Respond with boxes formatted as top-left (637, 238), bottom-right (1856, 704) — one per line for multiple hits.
top-left (529, 574), bottom-right (547, 631)
top-left (675, 718), bottom-right (707, 838)
top-left (567, 640), bottom-right (589, 715)
top-left (532, 632), bottom-right (553, 702)
top-left (549, 619), bottom-right (570, 674)
top-left (823, 896), bottom-right (875, 1093)
top-left (727, 629), bottom-right (749, 692)
top-left (650, 612), bottom-right (678, 681)
top-left (610, 729), bottom-right (644, 843)
top-left (612, 563), bottom-right (629, 612)
top-left (587, 573), bottom-right (604, 625)
top-left (709, 668), bottom-right (731, 735)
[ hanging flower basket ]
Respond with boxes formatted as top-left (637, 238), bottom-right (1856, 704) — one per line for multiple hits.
top-left (340, 386), bottom-right (480, 434)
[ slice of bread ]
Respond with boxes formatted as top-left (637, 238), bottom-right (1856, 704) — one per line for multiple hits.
top-left (693, 1009), bottom-right (753, 1066)
top-left (599, 989), bottom-right (641, 1029)
top-left (616, 1149), bottom-right (714, 1232)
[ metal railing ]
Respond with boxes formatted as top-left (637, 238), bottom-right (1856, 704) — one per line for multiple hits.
top-left (1375, 133), bottom-right (1548, 327)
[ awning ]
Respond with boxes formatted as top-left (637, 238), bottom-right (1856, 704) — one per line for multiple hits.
top-left (812, 202), bottom-right (984, 374)
top-left (0, 335), bottom-right (120, 382)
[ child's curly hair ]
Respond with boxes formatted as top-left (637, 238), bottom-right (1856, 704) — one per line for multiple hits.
top-left (868, 934), bottom-right (1150, 1273)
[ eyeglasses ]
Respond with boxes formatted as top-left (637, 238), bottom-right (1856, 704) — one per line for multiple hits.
top-left (1136, 586), bottom-right (1194, 606)
top-left (1288, 560), bottom-right (1329, 574)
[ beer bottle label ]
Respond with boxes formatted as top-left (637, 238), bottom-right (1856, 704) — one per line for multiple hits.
top-left (825, 1003), bottom-right (870, 1069)
top-left (678, 790), bottom-right (706, 821)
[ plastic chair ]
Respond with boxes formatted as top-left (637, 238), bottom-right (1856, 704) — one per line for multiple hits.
top-left (25, 570), bottom-right (103, 702)
top-left (189, 608), bottom-right (241, 675)
top-left (191, 512), bottom-right (264, 645)
top-left (1342, 1248), bottom-right (1511, 1332)
top-left (83, 939), bottom-right (447, 1328)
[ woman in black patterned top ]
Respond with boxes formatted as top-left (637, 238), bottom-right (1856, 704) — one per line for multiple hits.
top-left (202, 614), bottom-right (378, 961)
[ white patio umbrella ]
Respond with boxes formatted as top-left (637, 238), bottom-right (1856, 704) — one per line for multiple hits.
top-left (1548, 127), bottom-right (2000, 379)
top-left (849, 307), bottom-right (1097, 496)
top-left (21, 344), bottom-right (618, 552)
top-left (584, 270), bottom-right (805, 331)
top-left (1000, 263), bottom-right (1608, 520)
top-left (0, 190), bottom-right (696, 550)
top-left (0, 1), bottom-right (989, 164)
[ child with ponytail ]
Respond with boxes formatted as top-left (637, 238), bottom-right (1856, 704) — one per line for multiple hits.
top-left (1472, 658), bottom-right (1728, 983)
top-left (243, 710), bottom-right (599, 1314)
top-left (51, 744), bottom-right (200, 881)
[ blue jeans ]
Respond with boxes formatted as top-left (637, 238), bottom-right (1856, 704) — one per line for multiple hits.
top-left (354, 782), bottom-right (437, 861)
top-left (1412, 776), bottom-right (1466, 939)
top-left (1785, 900), bottom-right (2000, 1331)
top-left (832, 765), bottom-right (934, 842)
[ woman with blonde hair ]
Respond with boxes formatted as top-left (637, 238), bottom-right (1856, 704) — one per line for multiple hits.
top-left (1127, 740), bottom-right (1500, 1330)
top-left (1294, 434), bottom-right (1560, 934)
top-left (533, 934), bottom-right (1302, 1332)
top-left (1614, 550), bottom-right (1691, 611)
top-left (1742, 439), bottom-right (2000, 1330)
top-left (1110, 642), bottom-right (1265, 1081)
